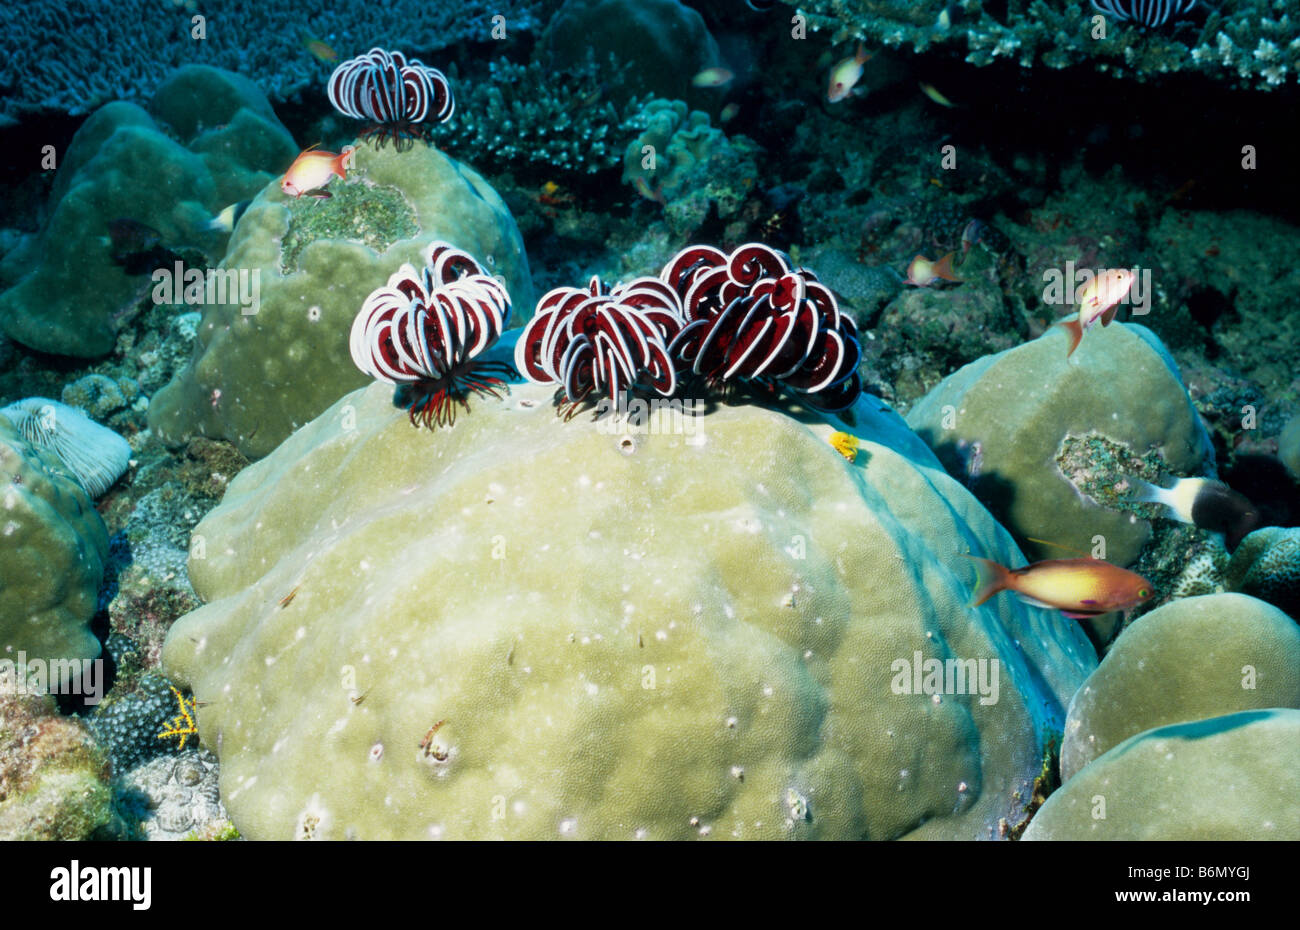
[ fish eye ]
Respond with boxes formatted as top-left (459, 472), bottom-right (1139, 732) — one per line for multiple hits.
top-left (1138, 588), bottom-right (1150, 598)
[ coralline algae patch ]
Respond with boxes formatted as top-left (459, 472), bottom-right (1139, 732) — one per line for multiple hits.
top-left (161, 381), bottom-right (1096, 840)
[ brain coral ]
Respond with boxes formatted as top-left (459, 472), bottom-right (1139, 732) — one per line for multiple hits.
top-left (906, 323), bottom-right (1213, 567)
top-left (1060, 593), bottom-right (1300, 781)
top-left (1224, 526), bottom-right (1300, 619)
top-left (147, 138), bottom-right (533, 459)
top-left (1023, 709), bottom-right (1300, 840)
top-left (0, 66), bottom-right (297, 357)
top-left (162, 368), bottom-right (1097, 840)
top-left (0, 414), bottom-right (108, 664)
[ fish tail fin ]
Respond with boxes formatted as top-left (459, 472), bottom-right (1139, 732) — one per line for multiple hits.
top-left (856, 42), bottom-right (871, 64)
top-left (961, 554), bottom-right (1010, 609)
top-left (336, 145), bottom-right (356, 175)
top-left (1126, 476), bottom-right (1169, 507)
top-left (933, 252), bottom-right (961, 282)
top-left (1056, 317), bottom-right (1083, 358)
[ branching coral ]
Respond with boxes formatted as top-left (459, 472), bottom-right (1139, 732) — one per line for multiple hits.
top-left (429, 55), bottom-right (649, 178)
top-left (788, 0), bottom-right (1300, 91)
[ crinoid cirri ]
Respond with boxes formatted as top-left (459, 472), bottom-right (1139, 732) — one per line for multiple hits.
top-left (350, 241), bottom-right (515, 429)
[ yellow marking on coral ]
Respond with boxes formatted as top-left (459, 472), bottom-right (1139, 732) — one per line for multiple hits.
top-left (158, 686), bottom-right (199, 751)
top-left (829, 431), bottom-right (860, 463)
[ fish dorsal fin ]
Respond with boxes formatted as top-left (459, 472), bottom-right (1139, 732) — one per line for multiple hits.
top-left (1025, 536), bottom-right (1094, 559)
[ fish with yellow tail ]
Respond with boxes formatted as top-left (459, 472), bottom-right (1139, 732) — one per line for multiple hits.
top-left (1126, 475), bottom-right (1261, 552)
top-left (281, 144), bottom-right (356, 199)
top-left (1056, 267), bottom-right (1134, 358)
top-left (905, 252), bottom-right (962, 287)
top-left (827, 43), bottom-right (873, 103)
top-left (964, 554), bottom-right (1154, 619)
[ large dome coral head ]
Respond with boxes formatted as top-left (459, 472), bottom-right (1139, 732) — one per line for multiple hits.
top-left (349, 241), bottom-right (514, 430)
top-left (328, 47), bottom-right (454, 150)
top-left (515, 275), bottom-right (684, 418)
top-left (661, 243), bottom-right (863, 411)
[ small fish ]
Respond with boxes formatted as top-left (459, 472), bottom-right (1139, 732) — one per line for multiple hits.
top-left (935, 3), bottom-right (963, 29)
top-left (102, 218), bottom-right (161, 256)
top-left (692, 67), bottom-right (735, 88)
top-left (281, 144), bottom-right (356, 199)
top-left (632, 175), bottom-right (667, 207)
top-left (303, 33), bottom-right (338, 64)
top-left (905, 252), bottom-right (962, 287)
top-left (966, 555), bottom-right (1154, 619)
top-left (960, 219), bottom-right (988, 260)
top-left (205, 200), bottom-right (251, 234)
top-left (1127, 476), bottom-right (1261, 551)
top-left (719, 102), bottom-right (741, 123)
top-left (919, 82), bottom-right (956, 108)
top-left (829, 431), bottom-right (860, 463)
top-left (1057, 268), bottom-right (1135, 357)
top-left (827, 43), bottom-right (873, 103)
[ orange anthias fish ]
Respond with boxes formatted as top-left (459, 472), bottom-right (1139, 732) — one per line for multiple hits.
top-left (827, 43), bottom-right (873, 103)
top-left (281, 145), bottom-right (356, 199)
top-left (965, 555), bottom-right (1154, 620)
top-left (1057, 268), bottom-right (1135, 357)
top-left (905, 252), bottom-right (962, 287)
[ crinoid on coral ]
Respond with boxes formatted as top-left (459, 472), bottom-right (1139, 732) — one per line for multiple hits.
top-left (1091, 0), bottom-right (1198, 27)
top-left (350, 241), bottom-right (514, 430)
top-left (328, 47), bottom-right (454, 150)
top-left (515, 276), bottom-right (683, 418)
top-left (0, 398), bottom-right (131, 498)
top-left (660, 244), bottom-right (863, 411)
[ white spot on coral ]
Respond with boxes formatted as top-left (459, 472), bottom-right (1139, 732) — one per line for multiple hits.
top-left (369, 743), bottom-right (384, 762)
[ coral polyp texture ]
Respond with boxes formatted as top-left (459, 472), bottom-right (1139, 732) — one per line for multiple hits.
top-left (148, 137), bottom-right (533, 459)
top-left (0, 0), bottom-right (548, 121)
top-left (0, 398), bottom-right (131, 498)
top-left (351, 241), bottom-right (515, 429)
top-left (663, 244), bottom-right (864, 411)
top-left (515, 276), bottom-right (683, 414)
top-left (791, 0), bottom-right (1299, 91)
top-left (328, 48), bottom-right (454, 150)
top-left (161, 381), bottom-right (1096, 841)
top-left (0, 414), bottom-right (109, 665)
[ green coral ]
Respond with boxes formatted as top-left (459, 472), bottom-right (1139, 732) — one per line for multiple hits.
top-left (1023, 708), bottom-right (1300, 840)
top-left (429, 56), bottom-right (649, 179)
top-left (147, 137), bottom-right (533, 459)
top-left (622, 99), bottom-right (760, 235)
top-left (790, 0), bottom-right (1300, 92)
top-left (1224, 526), bottom-right (1300, 619)
top-left (279, 182), bottom-right (418, 274)
top-left (542, 0), bottom-right (723, 110)
top-left (0, 692), bottom-right (120, 840)
top-left (0, 416), bottom-right (108, 664)
top-left (906, 323), bottom-right (1213, 567)
top-left (162, 378), bottom-right (1096, 840)
top-left (1060, 593), bottom-right (1300, 781)
top-left (0, 67), bottom-right (297, 357)
top-left (1281, 414), bottom-right (1300, 480)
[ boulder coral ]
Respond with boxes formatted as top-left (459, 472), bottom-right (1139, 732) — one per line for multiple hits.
top-left (1060, 593), bottom-right (1300, 781)
top-left (1023, 708), bottom-right (1300, 840)
top-left (0, 66), bottom-right (297, 357)
top-left (0, 414), bottom-right (108, 665)
top-left (162, 371), bottom-right (1097, 840)
top-left (1224, 526), bottom-right (1300, 620)
top-left (906, 323), bottom-right (1214, 568)
top-left (148, 137), bottom-right (533, 459)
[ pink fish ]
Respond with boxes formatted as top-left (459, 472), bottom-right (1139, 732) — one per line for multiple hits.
top-left (827, 43), bottom-right (873, 103)
top-left (1057, 268), bottom-right (1135, 357)
top-left (281, 144), bottom-right (356, 199)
